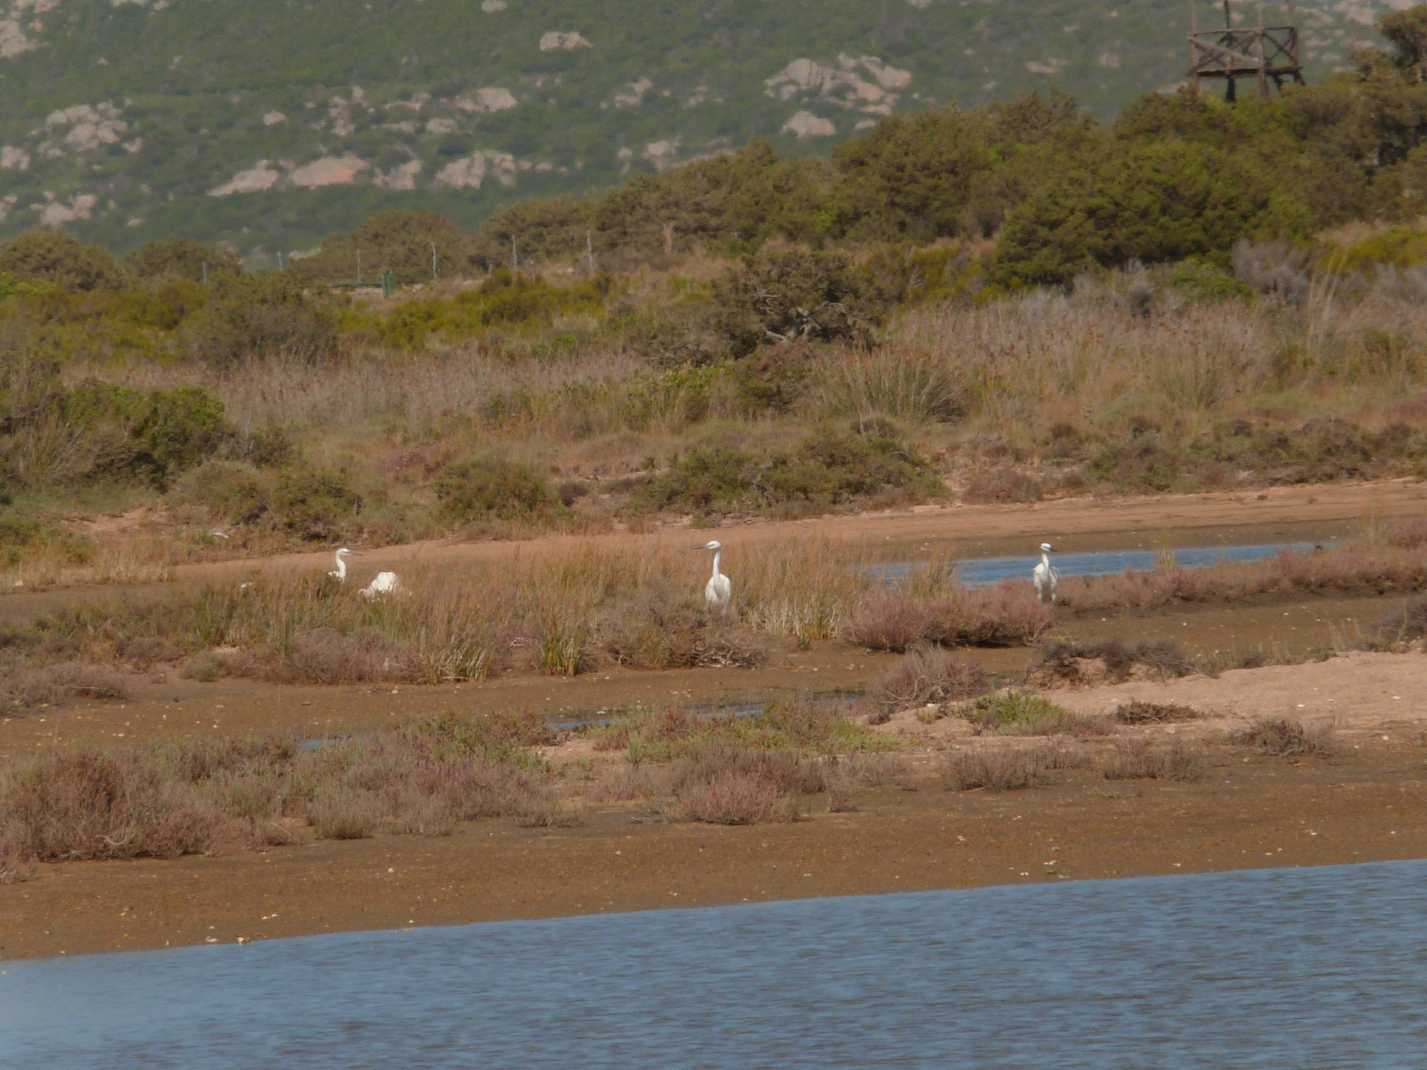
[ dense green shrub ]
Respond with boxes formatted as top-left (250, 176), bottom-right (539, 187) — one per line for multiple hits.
top-left (0, 512), bottom-right (93, 568)
top-left (61, 382), bottom-right (227, 487)
top-left (270, 468), bottom-right (362, 539)
top-left (179, 273), bottom-right (337, 368)
top-left (125, 240), bottom-right (242, 283)
top-left (0, 230), bottom-right (127, 292)
top-left (292, 211), bottom-right (480, 286)
top-left (170, 461), bottom-right (269, 525)
top-left (641, 425), bottom-right (941, 517)
top-left (434, 455), bottom-right (558, 522)
top-left (994, 141), bottom-right (1310, 287)
top-left (713, 250), bottom-right (886, 356)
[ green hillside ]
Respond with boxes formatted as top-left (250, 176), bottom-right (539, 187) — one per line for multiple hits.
top-left (0, 0), bottom-right (1405, 259)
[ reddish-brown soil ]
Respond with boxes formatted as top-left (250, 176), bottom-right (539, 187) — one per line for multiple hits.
top-left (5, 652), bottom-right (1427, 962)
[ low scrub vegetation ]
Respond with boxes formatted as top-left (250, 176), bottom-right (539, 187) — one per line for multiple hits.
top-left (1099, 739), bottom-right (1208, 782)
top-left (941, 744), bottom-right (1078, 792)
top-left (864, 645), bottom-right (990, 722)
top-left (0, 713), bottom-right (566, 871)
top-left (0, 661), bottom-right (128, 712)
top-left (1032, 640), bottom-right (1196, 687)
top-left (1112, 701), bottom-right (1204, 726)
top-left (669, 744), bottom-right (821, 825)
top-left (638, 424), bottom-right (943, 520)
top-left (592, 699), bottom-right (888, 765)
top-left (846, 584), bottom-right (1053, 652)
top-left (1376, 596), bottom-right (1427, 644)
top-left (1055, 547), bottom-right (1427, 614)
top-left (960, 692), bottom-right (1112, 738)
top-left (1231, 718), bottom-right (1337, 758)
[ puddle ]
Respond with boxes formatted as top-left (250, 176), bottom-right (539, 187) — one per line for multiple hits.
top-left (547, 689), bottom-right (864, 734)
top-left (871, 541), bottom-right (1327, 588)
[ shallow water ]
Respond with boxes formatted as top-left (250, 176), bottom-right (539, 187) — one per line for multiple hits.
top-left (873, 540), bottom-right (1325, 588)
top-left (4, 860), bottom-right (1425, 1068)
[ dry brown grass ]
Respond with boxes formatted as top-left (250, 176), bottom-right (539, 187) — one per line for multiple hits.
top-left (0, 712), bottom-right (569, 870)
top-left (864, 645), bottom-right (989, 722)
top-left (941, 744), bottom-right (1075, 792)
top-left (669, 744), bottom-right (819, 824)
top-left (1231, 718), bottom-right (1337, 757)
top-left (1032, 641), bottom-right (1196, 688)
top-left (1056, 548), bottom-right (1427, 614)
top-left (0, 661), bottom-right (129, 712)
top-left (0, 751), bottom-right (220, 862)
top-left (1099, 738), bottom-right (1209, 781)
top-left (1112, 701), bottom-right (1205, 725)
top-left (1376, 596), bottom-right (1427, 644)
top-left (847, 582), bottom-right (1052, 652)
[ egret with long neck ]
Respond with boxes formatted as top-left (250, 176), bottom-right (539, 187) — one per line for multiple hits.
top-left (1032, 542), bottom-right (1058, 605)
top-left (329, 547), bottom-right (353, 582)
top-left (698, 540), bottom-right (732, 613)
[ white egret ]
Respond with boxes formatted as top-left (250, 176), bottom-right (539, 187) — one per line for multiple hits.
top-left (360, 571), bottom-right (402, 600)
top-left (329, 547), bottom-right (353, 582)
top-left (698, 539), bottom-right (731, 613)
top-left (328, 547), bottom-right (402, 598)
top-left (1032, 542), bottom-right (1058, 605)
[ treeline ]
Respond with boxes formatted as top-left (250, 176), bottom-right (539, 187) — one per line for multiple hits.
top-left (4, 7), bottom-right (1427, 294)
top-left (285, 6), bottom-right (1427, 287)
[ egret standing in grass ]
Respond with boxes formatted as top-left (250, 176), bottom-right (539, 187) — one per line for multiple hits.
top-left (698, 539), bottom-right (731, 614)
top-left (327, 547), bottom-right (402, 598)
top-left (329, 547), bottom-right (353, 582)
top-left (1033, 542), bottom-right (1058, 604)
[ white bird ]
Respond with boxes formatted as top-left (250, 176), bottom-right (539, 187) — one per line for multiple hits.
top-left (698, 539), bottom-right (731, 613)
top-left (1033, 542), bottom-right (1059, 605)
top-left (360, 571), bottom-right (402, 600)
top-left (328, 547), bottom-right (353, 582)
top-left (328, 548), bottom-right (402, 599)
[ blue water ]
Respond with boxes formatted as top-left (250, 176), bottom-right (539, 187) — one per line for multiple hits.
top-left (874, 541), bottom-right (1324, 588)
top-left (4, 860), bottom-right (1425, 1068)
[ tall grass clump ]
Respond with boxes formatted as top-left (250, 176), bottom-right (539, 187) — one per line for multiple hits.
top-left (1231, 718), bottom-right (1336, 757)
top-left (941, 745), bottom-right (1070, 792)
top-left (1099, 738), bottom-right (1208, 781)
top-left (864, 645), bottom-right (990, 721)
top-left (669, 744), bottom-right (820, 824)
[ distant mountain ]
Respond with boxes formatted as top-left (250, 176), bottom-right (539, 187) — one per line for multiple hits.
top-left (0, 0), bottom-right (1405, 261)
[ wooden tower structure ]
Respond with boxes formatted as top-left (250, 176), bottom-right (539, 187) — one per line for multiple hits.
top-left (1188, 1), bottom-right (1305, 100)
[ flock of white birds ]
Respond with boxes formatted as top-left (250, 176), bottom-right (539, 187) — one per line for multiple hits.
top-left (320, 540), bottom-right (1060, 609)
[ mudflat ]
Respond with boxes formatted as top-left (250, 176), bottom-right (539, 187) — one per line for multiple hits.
top-left (4, 653), bottom-right (1425, 962)
top-left (3, 479), bottom-right (1426, 962)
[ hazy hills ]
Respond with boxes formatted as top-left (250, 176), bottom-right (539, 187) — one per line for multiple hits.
top-left (0, 0), bottom-right (1407, 260)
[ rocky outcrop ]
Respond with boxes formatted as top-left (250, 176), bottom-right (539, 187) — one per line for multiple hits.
top-left (765, 55), bottom-right (912, 116)
top-left (208, 161), bottom-right (282, 196)
top-left (782, 111), bottom-right (836, 139)
top-left (289, 155), bottom-right (369, 188)
top-left (539, 30), bottom-right (590, 51)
